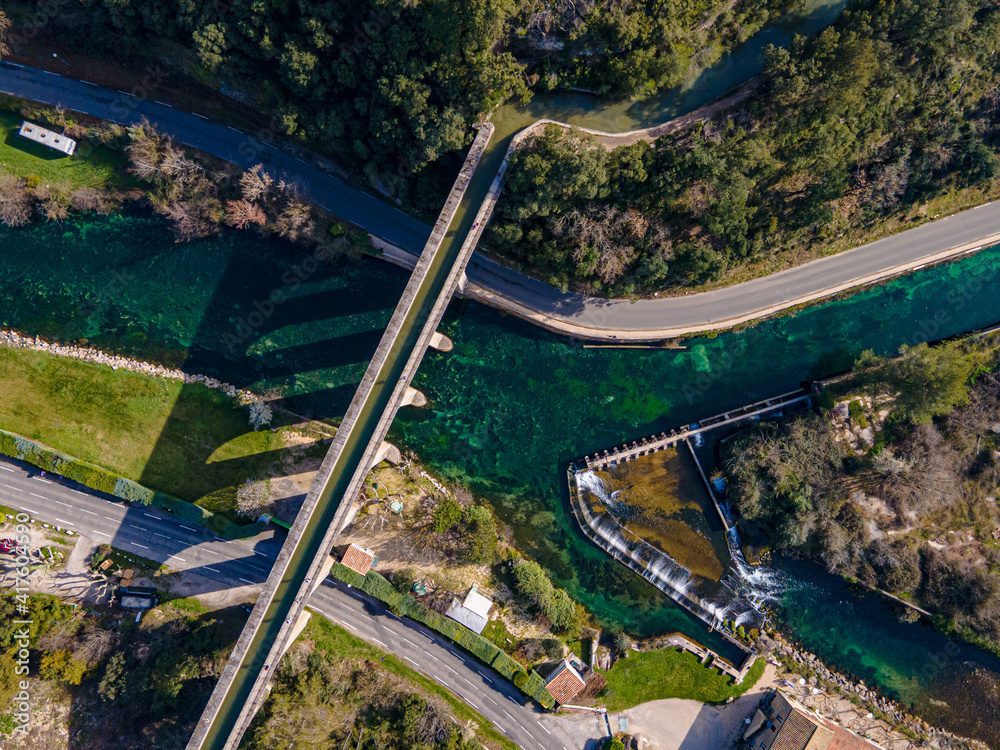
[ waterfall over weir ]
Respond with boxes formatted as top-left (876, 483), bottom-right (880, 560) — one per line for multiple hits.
top-left (570, 468), bottom-right (776, 640)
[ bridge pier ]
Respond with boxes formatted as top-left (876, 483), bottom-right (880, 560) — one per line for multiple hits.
top-left (309, 556), bottom-right (337, 598)
top-left (372, 441), bottom-right (401, 468)
top-left (400, 386), bottom-right (427, 407)
top-left (429, 331), bottom-right (453, 351)
top-left (457, 271), bottom-right (468, 294)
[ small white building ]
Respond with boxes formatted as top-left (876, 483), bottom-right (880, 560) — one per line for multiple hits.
top-left (445, 585), bottom-right (494, 634)
top-left (18, 121), bottom-right (76, 156)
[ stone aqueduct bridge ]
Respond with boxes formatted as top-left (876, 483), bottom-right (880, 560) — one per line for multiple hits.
top-left (186, 124), bottom-right (500, 750)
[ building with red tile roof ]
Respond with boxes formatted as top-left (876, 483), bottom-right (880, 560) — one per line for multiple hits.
top-left (545, 660), bottom-right (586, 705)
top-left (340, 543), bottom-right (376, 576)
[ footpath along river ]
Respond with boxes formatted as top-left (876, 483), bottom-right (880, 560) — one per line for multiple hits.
top-left (3, 0), bottom-right (1000, 743)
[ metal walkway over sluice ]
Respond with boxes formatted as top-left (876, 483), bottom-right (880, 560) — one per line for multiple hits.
top-left (187, 124), bottom-right (496, 750)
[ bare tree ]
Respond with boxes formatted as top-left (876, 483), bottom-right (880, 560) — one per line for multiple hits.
top-left (240, 164), bottom-right (275, 202)
top-left (158, 201), bottom-right (219, 242)
top-left (0, 175), bottom-right (32, 227)
top-left (35, 183), bottom-right (72, 222)
top-left (71, 187), bottom-right (115, 214)
top-left (236, 478), bottom-right (273, 519)
top-left (226, 199), bottom-right (267, 229)
top-left (248, 397), bottom-right (273, 430)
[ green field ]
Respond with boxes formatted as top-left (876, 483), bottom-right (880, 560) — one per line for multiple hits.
top-left (303, 617), bottom-right (519, 750)
top-left (0, 104), bottom-right (133, 190)
top-left (600, 648), bottom-right (765, 711)
top-left (0, 346), bottom-right (288, 510)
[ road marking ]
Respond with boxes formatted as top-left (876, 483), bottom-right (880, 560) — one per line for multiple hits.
top-left (4, 484), bottom-right (18, 490)
top-left (44, 70), bottom-right (60, 76)
top-left (154, 100), bottom-right (172, 108)
top-left (403, 656), bottom-right (418, 665)
top-left (295, 157), bottom-right (308, 165)
top-left (94, 531), bottom-right (110, 537)
top-left (252, 550), bottom-right (267, 556)
top-left (53, 500), bottom-right (70, 506)
top-left (238, 577), bottom-right (255, 584)
top-left (128, 524), bottom-right (142, 529)
top-left (117, 90), bottom-right (133, 96)
top-left (265, 142), bottom-right (277, 149)
top-left (485, 695), bottom-right (498, 706)
top-left (153, 533), bottom-right (168, 538)
top-left (371, 638), bottom-right (387, 647)
top-left (493, 723), bottom-right (505, 734)
top-left (18, 507), bottom-right (32, 512)
top-left (0, 466), bottom-right (12, 472)
top-left (143, 512), bottom-right (157, 518)
top-left (401, 637), bottom-right (416, 648)
top-left (227, 126), bottom-right (241, 133)
top-left (82, 80), bottom-right (97, 86)
top-left (426, 653), bottom-right (439, 662)
top-left (248, 565), bottom-right (266, 572)
top-left (503, 710), bottom-right (515, 722)
top-left (539, 724), bottom-right (551, 735)
top-left (193, 113), bottom-right (209, 120)
top-left (170, 556), bottom-right (187, 563)
top-left (80, 510), bottom-right (98, 516)
top-left (32, 478), bottom-right (50, 484)
top-left (205, 566), bottom-right (220, 573)
top-left (31, 493), bottom-right (49, 500)
top-left (131, 542), bottom-right (149, 549)
top-left (71, 490), bottom-right (86, 496)
top-left (103, 516), bottom-right (116, 522)
top-left (54, 519), bottom-right (74, 526)
top-left (444, 664), bottom-right (458, 675)
top-left (204, 549), bottom-right (221, 555)
top-left (179, 525), bottom-right (197, 531)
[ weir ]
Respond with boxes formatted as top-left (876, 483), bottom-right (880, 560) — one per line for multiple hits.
top-left (187, 123), bottom-right (495, 750)
top-left (568, 390), bottom-right (811, 672)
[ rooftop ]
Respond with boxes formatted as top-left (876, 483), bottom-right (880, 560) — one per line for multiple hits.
top-left (340, 543), bottom-right (376, 576)
top-left (18, 121), bottom-right (77, 156)
top-left (545, 660), bottom-right (586, 705)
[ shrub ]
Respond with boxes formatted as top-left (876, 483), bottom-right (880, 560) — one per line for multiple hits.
top-left (113, 477), bottom-right (155, 504)
top-left (432, 497), bottom-right (463, 533)
top-left (817, 389), bottom-right (836, 410)
top-left (604, 739), bottom-right (626, 750)
top-left (491, 650), bottom-right (523, 680)
top-left (330, 563), bottom-right (365, 589)
top-left (542, 638), bottom-right (564, 660)
top-left (512, 671), bottom-right (529, 689)
top-left (848, 400), bottom-right (869, 428)
top-left (457, 629), bottom-right (500, 664)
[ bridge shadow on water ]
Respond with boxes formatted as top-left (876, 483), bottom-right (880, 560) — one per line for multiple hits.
top-left (131, 233), bottom-right (409, 522)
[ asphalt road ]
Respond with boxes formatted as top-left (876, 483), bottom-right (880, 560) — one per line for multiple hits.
top-left (0, 455), bottom-right (596, 750)
top-left (6, 61), bottom-right (1000, 336)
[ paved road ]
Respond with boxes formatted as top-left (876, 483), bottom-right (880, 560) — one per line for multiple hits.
top-left (0, 455), bottom-right (596, 750)
top-left (6, 62), bottom-right (1000, 338)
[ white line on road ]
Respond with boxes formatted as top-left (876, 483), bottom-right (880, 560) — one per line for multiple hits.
top-left (0, 467), bottom-right (12, 472)
top-left (3, 484), bottom-right (17, 490)
top-left (53, 500), bottom-right (70, 506)
top-left (444, 665), bottom-right (458, 675)
top-left (153, 533), bottom-right (168, 538)
top-left (343, 622), bottom-right (358, 631)
top-left (238, 577), bottom-right (255, 584)
top-left (180, 525), bottom-right (197, 531)
top-left (170, 556), bottom-right (187, 563)
top-left (227, 126), bottom-right (241, 133)
top-left (94, 531), bottom-right (110, 537)
top-left (404, 656), bottom-right (418, 665)
top-left (128, 524), bottom-right (142, 529)
top-left (154, 100), bottom-right (172, 108)
top-left (503, 710), bottom-right (515, 722)
top-left (31, 493), bottom-right (48, 500)
top-left (295, 157), bottom-right (308, 165)
top-left (71, 490), bottom-right (86, 496)
top-left (44, 70), bottom-right (60, 76)
top-left (82, 81), bottom-right (97, 86)
top-left (131, 542), bottom-right (149, 549)
top-left (80, 510), bottom-right (98, 516)
top-left (103, 516), bottom-right (116, 522)
top-left (18, 507), bottom-right (32, 512)
top-left (143, 513), bottom-right (157, 518)
top-left (484, 696), bottom-right (498, 706)
top-left (427, 653), bottom-right (439, 662)
top-left (193, 113), bottom-right (208, 120)
top-left (252, 550), bottom-right (267, 556)
top-left (371, 638), bottom-right (387, 647)
top-left (54, 519), bottom-right (74, 526)
top-left (248, 565), bottom-right (266, 572)
top-left (204, 549), bottom-right (221, 555)
top-left (538, 724), bottom-right (551, 735)
top-left (205, 567), bottom-right (220, 573)
top-left (32, 478), bottom-right (50, 484)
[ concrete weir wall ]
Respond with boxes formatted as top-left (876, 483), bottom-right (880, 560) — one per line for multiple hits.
top-left (187, 124), bottom-right (494, 750)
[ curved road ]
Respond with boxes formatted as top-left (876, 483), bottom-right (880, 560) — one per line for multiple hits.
top-left (0, 454), bottom-right (595, 750)
top-left (4, 62), bottom-right (1000, 339)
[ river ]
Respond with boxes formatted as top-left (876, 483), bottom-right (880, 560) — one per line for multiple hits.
top-left (3, 0), bottom-right (1000, 743)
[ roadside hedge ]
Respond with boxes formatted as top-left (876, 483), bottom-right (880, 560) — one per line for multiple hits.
top-left (329, 565), bottom-right (556, 709)
top-left (0, 428), bottom-right (265, 539)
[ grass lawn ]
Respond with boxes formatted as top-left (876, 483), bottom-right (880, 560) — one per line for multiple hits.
top-left (600, 647), bottom-right (766, 711)
top-left (304, 617), bottom-right (519, 750)
top-left (0, 346), bottom-right (288, 510)
top-left (0, 105), bottom-right (134, 190)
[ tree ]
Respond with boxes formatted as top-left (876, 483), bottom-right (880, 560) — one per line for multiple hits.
top-left (461, 505), bottom-right (498, 564)
top-left (248, 397), bottom-right (273, 430)
top-left (236, 478), bottom-right (272, 519)
top-left (0, 11), bottom-right (9, 60)
top-left (39, 649), bottom-right (86, 685)
top-left (0, 176), bottom-right (31, 227)
top-left (432, 497), bottom-right (462, 533)
top-left (98, 652), bottom-right (130, 702)
top-left (542, 638), bottom-right (563, 660)
top-left (854, 343), bottom-right (977, 424)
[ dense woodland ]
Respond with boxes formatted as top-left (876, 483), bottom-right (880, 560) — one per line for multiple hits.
top-left (490, 0), bottom-right (1000, 295)
top-left (0, 0), bottom-right (790, 212)
top-left (723, 341), bottom-right (1000, 652)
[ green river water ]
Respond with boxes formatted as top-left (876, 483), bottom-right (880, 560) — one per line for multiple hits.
top-left (3, 0), bottom-right (1000, 742)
